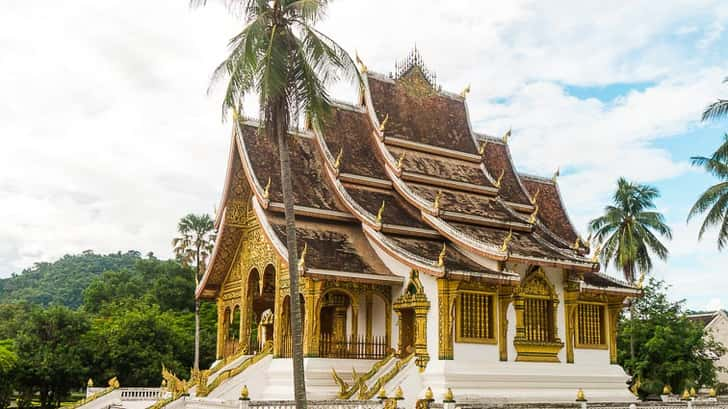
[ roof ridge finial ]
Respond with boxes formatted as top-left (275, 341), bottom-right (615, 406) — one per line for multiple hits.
top-left (263, 177), bottom-right (271, 199)
top-left (495, 169), bottom-right (505, 188)
top-left (529, 205), bottom-right (539, 224)
top-left (553, 167), bottom-right (560, 182)
top-left (355, 50), bottom-right (367, 74)
top-left (297, 242), bottom-right (308, 270)
top-left (530, 188), bottom-right (540, 205)
top-left (438, 242), bottom-right (447, 267)
top-left (396, 151), bottom-right (406, 171)
top-left (501, 229), bottom-right (513, 252)
top-left (433, 190), bottom-right (443, 212)
top-left (502, 127), bottom-right (511, 143)
top-left (334, 148), bottom-right (343, 171)
top-left (478, 140), bottom-right (488, 156)
top-left (376, 200), bottom-right (386, 224)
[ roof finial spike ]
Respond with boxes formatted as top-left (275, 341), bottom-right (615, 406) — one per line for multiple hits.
top-left (460, 84), bottom-right (471, 98)
top-left (376, 200), bottom-right (386, 224)
top-left (438, 242), bottom-right (447, 267)
top-left (529, 205), bottom-right (539, 224)
top-left (297, 242), bottom-right (308, 270)
top-left (501, 229), bottom-right (513, 252)
top-left (433, 190), bottom-right (443, 211)
top-left (355, 50), bottom-right (367, 74)
top-left (591, 243), bottom-right (602, 263)
top-left (572, 237), bottom-right (581, 250)
top-left (396, 151), bottom-right (406, 171)
top-left (263, 177), bottom-right (271, 199)
top-left (502, 128), bottom-right (511, 143)
top-left (334, 148), bottom-right (343, 171)
top-left (379, 113), bottom-right (389, 133)
top-left (530, 188), bottom-right (540, 205)
top-left (553, 167), bottom-right (560, 182)
top-left (478, 140), bottom-right (488, 156)
top-left (495, 169), bottom-right (505, 188)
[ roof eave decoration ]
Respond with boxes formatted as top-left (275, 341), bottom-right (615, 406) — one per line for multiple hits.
top-left (362, 224), bottom-right (446, 277)
top-left (235, 121), bottom-right (271, 209)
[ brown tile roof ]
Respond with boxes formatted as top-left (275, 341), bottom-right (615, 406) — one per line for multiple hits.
top-left (521, 174), bottom-right (580, 245)
top-left (240, 124), bottom-right (343, 212)
top-left (389, 146), bottom-right (493, 187)
top-left (687, 312), bottom-right (719, 327)
top-left (319, 107), bottom-right (388, 180)
top-left (367, 74), bottom-right (478, 154)
top-left (407, 183), bottom-right (519, 223)
top-left (344, 186), bottom-right (426, 229)
top-left (480, 139), bottom-right (532, 205)
top-left (582, 272), bottom-right (635, 290)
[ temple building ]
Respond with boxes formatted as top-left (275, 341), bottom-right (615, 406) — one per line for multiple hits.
top-left (195, 50), bottom-right (640, 403)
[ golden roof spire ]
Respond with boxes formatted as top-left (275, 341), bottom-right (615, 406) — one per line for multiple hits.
top-left (530, 188), bottom-right (540, 205)
top-left (297, 243), bottom-right (308, 270)
top-left (529, 205), bottom-right (539, 224)
top-left (478, 140), bottom-right (488, 155)
top-left (334, 148), bottom-right (344, 171)
top-left (438, 242), bottom-right (447, 267)
top-left (379, 113), bottom-right (389, 132)
top-left (376, 200), bottom-right (386, 224)
top-left (501, 229), bottom-right (513, 252)
top-left (263, 177), bottom-right (271, 199)
top-left (460, 84), bottom-right (471, 98)
top-left (495, 169), bottom-right (505, 188)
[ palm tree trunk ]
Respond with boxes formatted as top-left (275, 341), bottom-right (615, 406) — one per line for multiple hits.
top-left (273, 98), bottom-right (307, 409)
top-left (195, 250), bottom-right (201, 372)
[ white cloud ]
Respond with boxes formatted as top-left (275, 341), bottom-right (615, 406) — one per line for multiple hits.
top-left (705, 298), bottom-right (723, 311)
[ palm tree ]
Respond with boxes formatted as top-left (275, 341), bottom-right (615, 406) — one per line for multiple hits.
top-left (191, 1), bottom-right (359, 405)
top-left (172, 213), bottom-right (216, 372)
top-left (589, 178), bottom-right (672, 284)
top-left (589, 178), bottom-right (672, 360)
top-left (689, 77), bottom-right (728, 249)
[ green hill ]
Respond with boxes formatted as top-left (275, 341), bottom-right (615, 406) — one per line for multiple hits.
top-left (0, 250), bottom-right (142, 308)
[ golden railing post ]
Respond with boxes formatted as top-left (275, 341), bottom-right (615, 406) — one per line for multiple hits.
top-left (365, 294), bottom-right (373, 355)
top-left (564, 287), bottom-right (578, 364)
top-left (216, 298), bottom-right (225, 359)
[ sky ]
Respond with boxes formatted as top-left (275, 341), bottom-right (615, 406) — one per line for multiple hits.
top-left (1, 0), bottom-right (727, 311)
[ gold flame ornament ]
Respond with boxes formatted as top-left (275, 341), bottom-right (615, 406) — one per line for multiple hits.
top-left (502, 128), bottom-right (511, 143)
top-left (376, 201), bottom-right (386, 224)
top-left (438, 242), bottom-right (447, 267)
top-left (433, 190), bottom-right (443, 211)
top-left (572, 237), bottom-right (581, 250)
top-left (501, 230), bottom-right (513, 252)
top-left (478, 140), bottom-right (488, 155)
top-left (529, 206), bottom-right (539, 224)
top-left (377, 386), bottom-right (387, 400)
top-left (709, 387), bottom-right (717, 398)
top-left (355, 51), bottom-right (367, 74)
top-left (495, 169), bottom-right (505, 188)
top-left (591, 244), bottom-right (602, 263)
top-left (379, 113), bottom-right (389, 132)
top-left (552, 167), bottom-right (560, 182)
top-left (297, 243), bottom-right (308, 270)
top-left (334, 148), bottom-right (343, 171)
top-left (396, 152), bottom-right (406, 171)
top-left (530, 188), bottom-right (540, 205)
top-left (460, 84), bottom-right (471, 98)
top-left (263, 177), bottom-right (271, 199)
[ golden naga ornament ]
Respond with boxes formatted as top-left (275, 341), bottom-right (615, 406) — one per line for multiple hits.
top-left (433, 190), bottom-right (443, 211)
top-left (297, 243), bottom-right (308, 270)
top-left (530, 188), bottom-right (540, 205)
top-left (396, 152), bottom-right (406, 171)
top-left (459, 84), bottom-right (470, 98)
top-left (478, 140), bottom-right (488, 155)
top-left (502, 128), bottom-right (511, 143)
top-left (334, 148), bottom-right (344, 171)
top-left (438, 242), bottom-right (447, 267)
top-left (572, 237), bottom-right (581, 250)
top-left (263, 177), bottom-right (271, 200)
top-left (379, 113), bottom-right (389, 132)
top-left (529, 205), bottom-right (539, 224)
top-left (355, 51), bottom-right (368, 74)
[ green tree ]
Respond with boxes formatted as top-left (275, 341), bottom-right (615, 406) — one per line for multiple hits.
top-left (619, 279), bottom-right (726, 398)
top-left (0, 340), bottom-right (17, 409)
top-left (172, 214), bottom-right (215, 372)
top-left (689, 78), bottom-right (728, 250)
top-left (192, 1), bottom-right (359, 405)
top-left (14, 306), bottom-right (89, 409)
top-left (589, 178), bottom-right (672, 284)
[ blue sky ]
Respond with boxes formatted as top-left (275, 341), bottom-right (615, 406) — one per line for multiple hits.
top-left (1, 0), bottom-right (726, 310)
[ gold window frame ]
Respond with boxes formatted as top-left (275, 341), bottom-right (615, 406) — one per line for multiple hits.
top-left (455, 290), bottom-right (497, 344)
top-left (574, 301), bottom-right (608, 350)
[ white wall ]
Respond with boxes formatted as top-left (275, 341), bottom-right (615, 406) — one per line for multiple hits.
top-left (707, 313), bottom-right (728, 384)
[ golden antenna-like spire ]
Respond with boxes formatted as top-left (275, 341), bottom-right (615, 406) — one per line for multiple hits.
top-left (495, 169), bottom-right (505, 188)
top-left (379, 113), bottom-right (389, 132)
top-left (529, 205), bottom-right (539, 224)
top-left (376, 200), bottom-right (386, 223)
top-left (501, 229), bottom-right (513, 252)
top-left (478, 140), bottom-right (488, 155)
top-left (530, 188), bottom-right (540, 205)
top-left (263, 177), bottom-right (271, 199)
top-left (433, 190), bottom-right (443, 211)
top-left (334, 148), bottom-right (343, 171)
top-left (355, 50), bottom-right (367, 74)
top-left (396, 151), bottom-right (406, 170)
top-left (297, 243), bottom-right (308, 270)
top-left (502, 128), bottom-right (511, 143)
top-left (438, 242), bottom-right (447, 267)
top-left (553, 167), bottom-right (560, 182)
top-left (460, 84), bottom-right (471, 98)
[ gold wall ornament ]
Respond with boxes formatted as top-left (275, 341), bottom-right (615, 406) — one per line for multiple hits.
top-left (459, 84), bottom-right (471, 98)
top-left (437, 279), bottom-right (459, 360)
top-left (396, 152), bottom-right (406, 171)
top-left (513, 267), bottom-right (564, 362)
top-left (529, 206), bottom-right (539, 224)
top-left (433, 190), bottom-right (443, 211)
top-left (530, 188), bottom-right (540, 205)
top-left (376, 200), bottom-right (386, 224)
top-left (502, 128), bottom-right (511, 143)
top-left (501, 229), bottom-right (513, 252)
top-left (495, 169), bottom-right (505, 188)
top-left (334, 148), bottom-right (344, 171)
top-left (438, 242), bottom-right (447, 267)
top-left (379, 113), bottom-right (389, 132)
top-left (393, 270), bottom-right (430, 370)
top-left (263, 177), bottom-right (271, 200)
top-left (478, 140), bottom-right (488, 155)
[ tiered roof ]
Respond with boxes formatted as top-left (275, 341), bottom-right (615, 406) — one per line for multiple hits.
top-left (197, 50), bottom-right (638, 299)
